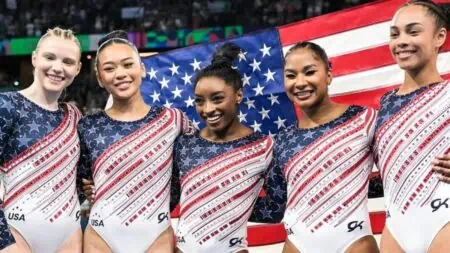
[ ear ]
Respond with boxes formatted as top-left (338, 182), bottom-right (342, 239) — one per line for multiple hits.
top-left (236, 88), bottom-right (244, 104)
top-left (141, 62), bottom-right (146, 79)
top-left (31, 50), bottom-right (37, 68)
top-left (76, 62), bottom-right (82, 76)
top-left (326, 69), bottom-right (333, 86)
top-left (436, 27), bottom-right (447, 49)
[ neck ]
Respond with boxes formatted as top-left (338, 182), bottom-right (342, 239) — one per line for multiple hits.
top-left (20, 82), bottom-right (61, 110)
top-left (202, 117), bottom-right (251, 142)
top-left (402, 62), bottom-right (443, 92)
top-left (299, 98), bottom-right (348, 128)
top-left (107, 92), bottom-right (150, 120)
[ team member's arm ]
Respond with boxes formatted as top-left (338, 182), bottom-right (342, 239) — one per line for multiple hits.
top-left (170, 137), bottom-right (182, 213)
top-left (77, 124), bottom-right (95, 204)
top-left (0, 94), bottom-right (16, 249)
top-left (249, 148), bottom-right (287, 223)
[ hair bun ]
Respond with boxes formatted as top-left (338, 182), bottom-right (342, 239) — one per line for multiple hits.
top-left (211, 43), bottom-right (241, 68)
top-left (98, 30), bottom-right (129, 47)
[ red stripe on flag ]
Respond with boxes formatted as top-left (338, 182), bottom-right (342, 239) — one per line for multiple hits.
top-left (331, 40), bottom-right (450, 77)
top-left (331, 85), bottom-right (399, 109)
top-left (279, 0), bottom-right (450, 45)
top-left (278, 0), bottom-right (401, 45)
top-left (294, 86), bottom-right (396, 118)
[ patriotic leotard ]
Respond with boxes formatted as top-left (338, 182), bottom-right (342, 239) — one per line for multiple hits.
top-left (0, 92), bottom-right (81, 252)
top-left (172, 132), bottom-right (273, 253)
top-left (374, 81), bottom-right (450, 252)
top-left (252, 106), bottom-right (377, 253)
top-left (78, 107), bottom-right (193, 253)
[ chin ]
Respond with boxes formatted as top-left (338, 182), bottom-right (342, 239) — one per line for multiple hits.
top-left (43, 82), bottom-right (69, 94)
top-left (112, 89), bottom-right (138, 100)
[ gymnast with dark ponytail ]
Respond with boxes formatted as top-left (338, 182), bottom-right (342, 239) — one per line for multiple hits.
top-left (171, 43), bottom-right (274, 253)
top-left (374, 1), bottom-right (450, 252)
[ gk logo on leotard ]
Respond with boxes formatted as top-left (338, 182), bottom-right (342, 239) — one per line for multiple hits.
top-left (75, 211), bottom-right (80, 221)
top-left (286, 228), bottom-right (294, 235)
top-left (431, 198), bottom-right (449, 212)
top-left (229, 237), bottom-right (244, 247)
top-left (158, 212), bottom-right (169, 223)
top-left (347, 221), bottom-right (364, 232)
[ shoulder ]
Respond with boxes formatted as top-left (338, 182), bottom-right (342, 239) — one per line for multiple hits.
top-left (274, 125), bottom-right (295, 142)
top-left (0, 92), bottom-right (19, 109)
top-left (175, 132), bottom-right (197, 145)
top-left (78, 111), bottom-right (104, 132)
top-left (0, 92), bottom-right (20, 120)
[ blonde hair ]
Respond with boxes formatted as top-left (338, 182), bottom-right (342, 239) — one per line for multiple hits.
top-left (35, 27), bottom-right (82, 55)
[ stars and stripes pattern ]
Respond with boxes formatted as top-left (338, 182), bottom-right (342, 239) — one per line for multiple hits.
top-left (283, 107), bottom-right (376, 232)
top-left (2, 102), bottom-right (81, 220)
top-left (79, 107), bottom-right (194, 251)
top-left (141, 28), bottom-right (297, 136)
top-left (374, 81), bottom-right (450, 214)
top-left (173, 133), bottom-right (273, 252)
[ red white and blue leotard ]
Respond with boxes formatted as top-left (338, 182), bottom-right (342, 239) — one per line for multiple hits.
top-left (374, 81), bottom-right (450, 252)
top-left (172, 132), bottom-right (273, 253)
top-left (252, 106), bottom-right (377, 253)
top-left (0, 92), bottom-right (81, 252)
top-left (78, 107), bottom-right (194, 253)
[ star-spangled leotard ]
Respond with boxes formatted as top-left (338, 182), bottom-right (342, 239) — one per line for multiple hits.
top-left (172, 132), bottom-right (273, 253)
top-left (252, 106), bottom-right (377, 253)
top-left (78, 106), bottom-right (194, 253)
top-left (0, 92), bottom-right (81, 253)
top-left (374, 80), bottom-right (450, 252)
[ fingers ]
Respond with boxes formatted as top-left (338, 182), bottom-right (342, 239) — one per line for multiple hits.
top-left (433, 154), bottom-right (450, 183)
top-left (82, 178), bottom-right (94, 185)
top-left (81, 178), bottom-right (95, 203)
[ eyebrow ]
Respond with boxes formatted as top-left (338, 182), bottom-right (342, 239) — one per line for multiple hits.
top-left (285, 64), bottom-right (317, 72)
top-left (195, 91), bottom-right (225, 97)
top-left (102, 57), bottom-right (133, 65)
top-left (391, 22), bottom-right (423, 29)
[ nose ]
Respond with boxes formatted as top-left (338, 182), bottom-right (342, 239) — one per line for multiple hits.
top-left (203, 100), bottom-right (216, 115)
top-left (51, 60), bottom-right (63, 74)
top-left (115, 66), bottom-right (127, 80)
top-left (393, 32), bottom-right (409, 49)
top-left (294, 74), bottom-right (308, 89)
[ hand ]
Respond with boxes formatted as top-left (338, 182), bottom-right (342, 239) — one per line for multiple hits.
top-left (432, 153), bottom-right (450, 183)
top-left (82, 178), bottom-right (95, 203)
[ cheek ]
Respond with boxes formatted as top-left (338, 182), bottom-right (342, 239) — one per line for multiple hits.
top-left (284, 79), bottom-right (294, 92)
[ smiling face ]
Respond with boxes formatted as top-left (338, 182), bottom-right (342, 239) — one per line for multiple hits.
top-left (194, 76), bottom-right (243, 133)
top-left (389, 5), bottom-right (447, 71)
top-left (32, 36), bottom-right (81, 94)
top-left (96, 43), bottom-right (146, 100)
top-left (284, 48), bottom-right (332, 110)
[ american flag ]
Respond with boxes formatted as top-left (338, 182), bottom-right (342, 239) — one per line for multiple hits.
top-left (141, 0), bottom-right (450, 136)
top-left (139, 0), bottom-right (450, 247)
top-left (141, 28), bottom-right (297, 136)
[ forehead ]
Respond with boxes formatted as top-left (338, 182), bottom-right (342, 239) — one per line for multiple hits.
top-left (195, 76), bottom-right (232, 94)
top-left (98, 43), bottom-right (138, 63)
top-left (391, 5), bottom-right (433, 27)
top-left (38, 36), bottom-right (81, 60)
top-left (285, 48), bottom-right (323, 68)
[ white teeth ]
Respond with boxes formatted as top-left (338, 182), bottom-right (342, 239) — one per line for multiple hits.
top-left (397, 51), bottom-right (414, 57)
top-left (48, 75), bottom-right (63, 81)
top-left (207, 115), bottom-right (221, 122)
top-left (295, 90), bottom-right (313, 98)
